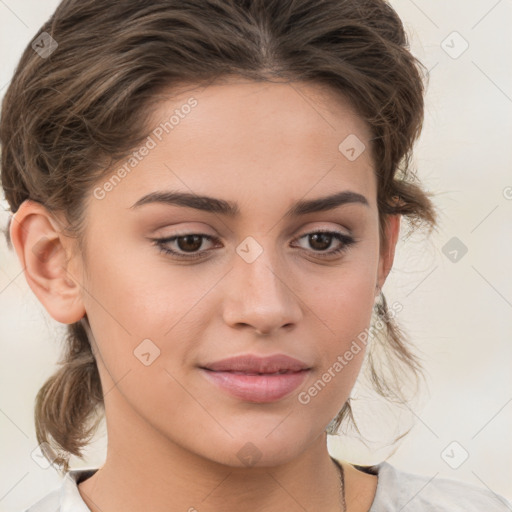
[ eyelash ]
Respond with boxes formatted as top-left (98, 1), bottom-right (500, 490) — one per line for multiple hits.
top-left (151, 230), bottom-right (357, 261)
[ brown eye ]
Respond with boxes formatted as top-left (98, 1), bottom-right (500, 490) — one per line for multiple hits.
top-left (308, 232), bottom-right (334, 251)
top-left (293, 230), bottom-right (356, 258)
top-left (175, 234), bottom-right (204, 253)
top-left (152, 233), bottom-right (218, 260)
top-left (151, 230), bottom-right (356, 261)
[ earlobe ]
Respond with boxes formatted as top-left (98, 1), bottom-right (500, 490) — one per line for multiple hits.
top-left (9, 199), bottom-right (85, 324)
top-left (376, 214), bottom-right (401, 294)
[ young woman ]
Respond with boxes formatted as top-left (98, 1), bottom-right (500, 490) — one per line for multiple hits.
top-left (2, 1), bottom-right (510, 511)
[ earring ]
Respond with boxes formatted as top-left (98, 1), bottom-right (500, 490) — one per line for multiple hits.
top-left (374, 285), bottom-right (381, 307)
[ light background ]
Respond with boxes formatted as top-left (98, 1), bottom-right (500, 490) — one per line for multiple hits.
top-left (0, 1), bottom-right (511, 511)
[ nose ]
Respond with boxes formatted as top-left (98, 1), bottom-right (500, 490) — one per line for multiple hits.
top-left (222, 249), bottom-right (303, 337)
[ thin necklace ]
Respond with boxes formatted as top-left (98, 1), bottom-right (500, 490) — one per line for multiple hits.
top-left (331, 457), bottom-right (347, 512)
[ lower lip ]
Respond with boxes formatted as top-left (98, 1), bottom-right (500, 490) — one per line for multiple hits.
top-left (200, 369), bottom-right (310, 403)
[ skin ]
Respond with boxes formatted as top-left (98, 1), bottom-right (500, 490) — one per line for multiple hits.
top-left (10, 77), bottom-right (400, 512)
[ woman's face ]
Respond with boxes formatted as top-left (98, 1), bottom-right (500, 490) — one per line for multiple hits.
top-left (60, 78), bottom-right (397, 467)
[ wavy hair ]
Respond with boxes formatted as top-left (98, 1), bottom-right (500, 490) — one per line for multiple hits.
top-left (1, 0), bottom-right (437, 473)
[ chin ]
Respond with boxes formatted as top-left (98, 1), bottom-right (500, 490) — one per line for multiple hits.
top-left (190, 420), bottom-right (321, 468)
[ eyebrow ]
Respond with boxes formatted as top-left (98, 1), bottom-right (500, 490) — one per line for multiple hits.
top-left (129, 190), bottom-right (369, 217)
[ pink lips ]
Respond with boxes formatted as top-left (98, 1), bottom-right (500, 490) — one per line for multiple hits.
top-left (200, 354), bottom-right (311, 403)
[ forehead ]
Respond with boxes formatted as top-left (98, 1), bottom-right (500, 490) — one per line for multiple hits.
top-left (151, 77), bottom-right (373, 157)
top-left (90, 78), bottom-right (377, 218)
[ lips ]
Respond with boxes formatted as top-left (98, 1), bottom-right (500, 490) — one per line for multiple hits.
top-left (199, 354), bottom-right (311, 403)
top-left (201, 354), bottom-right (311, 373)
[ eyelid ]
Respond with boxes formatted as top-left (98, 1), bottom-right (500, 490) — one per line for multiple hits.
top-left (151, 227), bottom-right (356, 260)
top-left (295, 225), bottom-right (352, 238)
top-left (151, 226), bottom-right (351, 246)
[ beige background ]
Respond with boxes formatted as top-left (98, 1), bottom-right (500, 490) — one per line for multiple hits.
top-left (1, 1), bottom-right (511, 511)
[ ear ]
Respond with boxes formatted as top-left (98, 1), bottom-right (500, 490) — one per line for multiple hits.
top-left (9, 199), bottom-right (85, 324)
top-left (376, 214), bottom-right (401, 295)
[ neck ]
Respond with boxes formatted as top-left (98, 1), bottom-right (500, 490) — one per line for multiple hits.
top-left (78, 428), bottom-right (345, 512)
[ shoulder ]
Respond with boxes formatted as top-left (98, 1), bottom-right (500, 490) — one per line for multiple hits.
top-left (23, 468), bottom-right (98, 512)
top-left (361, 461), bottom-right (512, 512)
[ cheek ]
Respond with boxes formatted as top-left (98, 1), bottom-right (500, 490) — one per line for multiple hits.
top-left (306, 252), bottom-right (378, 335)
top-left (297, 255), bottom-right (378, 409)
top-left (83, 217), bottom-right (379, 381)
top-left (80, 240), bottom-right (221, 387)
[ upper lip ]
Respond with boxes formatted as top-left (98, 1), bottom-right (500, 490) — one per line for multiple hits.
top-left (201, 354), bottom-right (311, 373)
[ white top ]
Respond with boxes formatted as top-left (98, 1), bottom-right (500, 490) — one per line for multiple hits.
top-left (22, 460), bottom-right (512, 511)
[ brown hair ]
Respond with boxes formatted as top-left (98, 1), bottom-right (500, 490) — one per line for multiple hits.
top-left (1, 0), bottom-right (437, 473)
